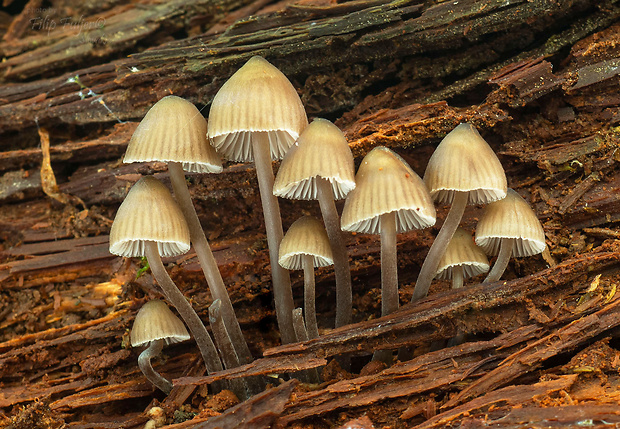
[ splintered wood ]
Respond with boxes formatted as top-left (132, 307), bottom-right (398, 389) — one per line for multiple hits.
top-left (1, 0), bottom-right (620, 428)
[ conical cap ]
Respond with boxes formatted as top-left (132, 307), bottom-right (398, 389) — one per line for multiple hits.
top-left (109, 176), bottom-right (190, 258)
top-left (424, 123), bottom-right (507, 205)
top-left (208, 56), bottom-right (308, 162)
top-left (273, 118), bottom-right (355, 200)
top-left (279, 216), bottom-right (333, 270)
top-left (436, 228), bottom-right (489, 280)
top-left (124, 96), bottom-right (222, 173)
top-left (131, 300), bottom-right (190, 347)
top-left (475, 188), bottom-right (546, 257)
top-left (341, 147), bottom-right (436, 234)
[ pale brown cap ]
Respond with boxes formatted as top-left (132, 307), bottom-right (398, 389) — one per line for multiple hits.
top-left (131, 300), bottom-right (190, 347)
top-left (475, 188), bottom-right (546, 257)
top-left (424, 123), bottom-right (507, 205)
top-left (109, 176), bottom-right (190, 258)
top-left (124, 96), bottom-right (222, 173)
top-left (273, 118), bottom-right (355, 200)
top-left (341, 147), bottom-right (436, 234)
top-left (208, 56), bottom-right (308, 162)
top-left (279, 216), bottom-right (333, 270)
top-left (436, 228), bottom-right (489, 280)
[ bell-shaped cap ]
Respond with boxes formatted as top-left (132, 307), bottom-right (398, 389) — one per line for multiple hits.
top-left (109, 176), bottom-right (190, 258)
top-left (341, 147), bottom-right (436, 234)
top-left (131, 300), bottom-right (190, 347)
top-left (424, 123), bottom-right (507, 205)
top-left (436, 228), bottom-right (489, 280)
top-left (273, 118), bottom-right (355, 200)
top-left (475, 188), bottom-right (546, 257)
top-left (124, 96), bottom-right (222, 173)
top-left (279, 216), bottom-right (333, 270)
top-left (208, 56), bottom-right (308, 162)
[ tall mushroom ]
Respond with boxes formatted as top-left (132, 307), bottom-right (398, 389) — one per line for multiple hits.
top-left (475, 188), bottom-right (546, 283)
top-left (436, 228), bottom-right (489, 289)
top-left (341, 147), bottom-right (436, 362)
top-left (110, 176), bottom-right (223, 376)
top-left (412, 123), bottom-right (507, 302)
top-left (124, 95), bottom-right (252, 365)
top-left (208, 56), bottom-right (308, 344)
top-left (274, 118), bottom-right (355, 329)
top-left (279, 216), bottom-right (333, 339)
top-left (131, 300), bottom-right (190, 394)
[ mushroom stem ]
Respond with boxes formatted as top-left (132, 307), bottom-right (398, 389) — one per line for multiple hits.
top-left (302, 254), bottom-right (319, 339)
top-left (144, 241), bottom-right (223, 376)
top-left (316, 177), bottom-right (352, 329)
top-left (251, 132), bottom-right (296, 344)
top-left (412, 191), bottom-right (468, 301)
top-left (138, 339), bottom-right (173, 394)
top-left (292, 308), bottom-right (321, 383)
top-left (452, 266), bottom-right (464, 289)
top-left (484, 238), bottom-right (515, 283)
top-left (168, 161), bottom-right (253, 365)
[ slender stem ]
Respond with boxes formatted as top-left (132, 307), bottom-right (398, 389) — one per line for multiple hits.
top-left (251, 133), bottom-right (296, 344)
top-left (292, 308), bottom-right (321, 384)
top-left (209, 300), bottom-right (249, 400)
top-left (380, 212), bottom-right (399, 316)
top-left (412, 191), bottom-right (468, 302)
top-left (145, 241), bottom-right (223, 375)
top-left (452, 266), bottom-right (464, 289)
top-left (484, 238), bottom-right (515, 283)
top-left (138, 339), bottom-right (172, 394)
top-left (303, 255), bottom-right (319, 339)
top-left (316, 178), bottom-right (352, 329)
top-left (168, 162), bottom-right (253, 365)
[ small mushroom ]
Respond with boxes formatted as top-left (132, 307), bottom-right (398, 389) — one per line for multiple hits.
top-left (436, 228), bottom-right (489, 289)
top-left (208, 56), bottom-right (308, 344)
top-left (279, 216), bottom-right (333, 339)
top-left (274, 118), bottom-right (355, 329)
top-left (413, 123), bottom-right (507, 301)
top-left (475, 188), bottom-right (546, 283)
top-left (110, 176), bottom-right (223, 376)
top-left (131, 300), bottom-right (190, 394)
top-left (124, 95), bottom-right (252, 366)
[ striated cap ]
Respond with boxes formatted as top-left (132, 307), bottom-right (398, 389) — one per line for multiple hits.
top-left (424, 123), bottom-right (507, 205)
top-left (124, 96), bottom-right (222, 173)
top-left (109, 176), bottom-right (190, 258)
top-left (131, 300), bottom-right (190, 347)
top-left (208, 56), bottom-right (308, 162)
top-left (436, 228), bottom-right (489, 280)
top-left (475, 188), bottom-right (546, 257)
top-left (341, 147), bottom-right (436, 234)
top-left (273, 118), bottom-right (355, 200)
top-left (279, 216), bottom-right (333, 270)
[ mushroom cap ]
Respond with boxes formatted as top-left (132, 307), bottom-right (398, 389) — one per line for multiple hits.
top-left (436, 228), bottom-right (489, 280)
top-left (273, 118), bottom-right (355, 200)
top-left (279, 216), bottom-right (333, 270)
top-left (341, 147), bottom-right (436, 234)
top-left (131, 300), bottom-right (190, 347)
top-left (124, 96), bottom-right (223, 174)
top-left (424, 123), bottom-right (507, 205)
top-left (208, 56), bottom-right (308, 162)
top-left (475, 188), bottom-right (546, 257)
top-left (109, 176), bottom-right (190, 258)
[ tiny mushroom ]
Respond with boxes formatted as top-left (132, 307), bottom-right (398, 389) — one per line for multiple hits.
top-left (131, 300), bottom-right (190, 394)
top-left (208, 56), bottom-right (308, 344)
top-left (475, 188), bottom-right (546, 283)
top-left (124, 95), bottom-right (252, 366)
top-left (279, 216), bottom-right (334, 339)
top-left (413, 123), bottom-right (507, 301)
top-left (274, 118), bottom-right (355, 329)
top-left (436, 227), bottom-right (489, 289)
top-left (341, 147), bottom-right (435, 361)
top-left (110, 176), bottom-right (223, 376)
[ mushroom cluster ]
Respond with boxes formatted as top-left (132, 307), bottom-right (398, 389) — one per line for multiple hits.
top-left (110, 56), bottom-right (547, 396)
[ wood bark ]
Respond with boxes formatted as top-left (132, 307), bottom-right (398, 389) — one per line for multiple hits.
top-left (1, 0), bottom-right (620, 428)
